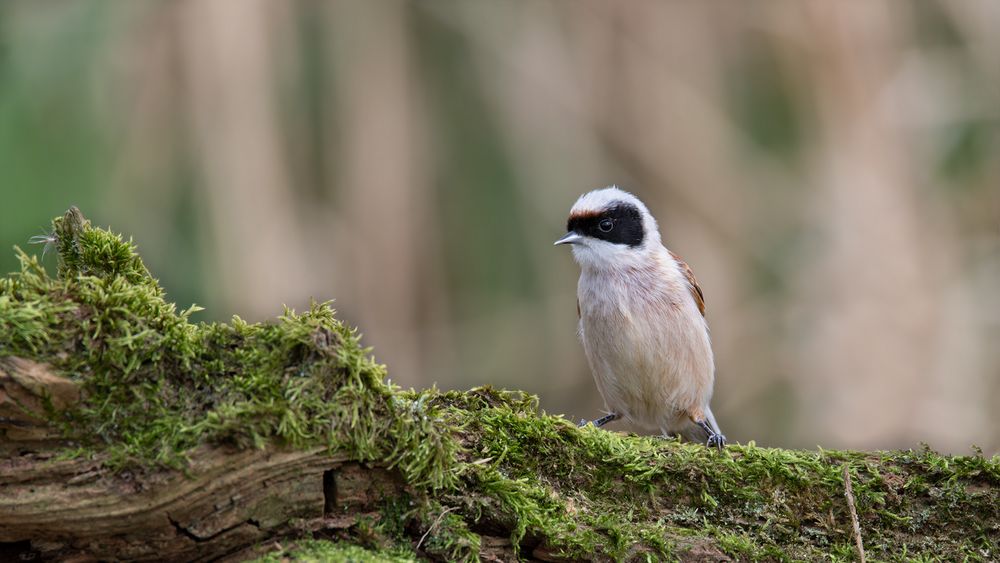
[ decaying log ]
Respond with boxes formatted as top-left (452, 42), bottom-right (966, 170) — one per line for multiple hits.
top-left (1, 450), bottom-right (403, 561)
top-left (1, 359), bottom-right (408, 562)
top-left (2, 357), bottom-right (998, 562)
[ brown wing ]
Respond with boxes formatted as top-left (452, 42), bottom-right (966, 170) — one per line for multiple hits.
top-left (669, 250), bottom-right (706, 316)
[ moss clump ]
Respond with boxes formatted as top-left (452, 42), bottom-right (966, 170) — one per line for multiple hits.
top-left (2, 208), bottom-right (998, 561)
top-left (0, 207), bottom-right (457, 489)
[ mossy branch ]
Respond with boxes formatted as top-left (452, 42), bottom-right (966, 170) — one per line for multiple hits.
top-left (1, 209), bottom-right (997, 562)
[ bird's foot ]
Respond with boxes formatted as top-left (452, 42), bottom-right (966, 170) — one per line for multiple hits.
top-left (706, 432), bottom-right (727, 449)
top-left (695, 419), bottom-right (727, 450)
top-left (579, 413), bottom-right (620, 428)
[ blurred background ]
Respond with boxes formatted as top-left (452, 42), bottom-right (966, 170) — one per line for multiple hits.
top-left (1, 1), bottom-right (998, 454)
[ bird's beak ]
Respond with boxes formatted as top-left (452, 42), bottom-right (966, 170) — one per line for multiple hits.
top-left (554, 232), bottom-right (584, 246)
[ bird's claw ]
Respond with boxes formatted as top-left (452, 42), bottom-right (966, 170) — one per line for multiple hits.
top-left (706, 432), bottom-right (727, 450)
top-left (695, 419), bottom-right (726, 450)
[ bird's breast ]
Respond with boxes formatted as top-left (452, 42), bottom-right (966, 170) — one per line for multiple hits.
top-left (576, 272), bottom-right (713, 430)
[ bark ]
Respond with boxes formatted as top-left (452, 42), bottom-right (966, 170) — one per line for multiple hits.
top-left (2, 358), bottom-right (406, 562)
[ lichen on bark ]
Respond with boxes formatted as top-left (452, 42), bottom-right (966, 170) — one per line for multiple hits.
top-left (0, 208), bottom-right (997, 562)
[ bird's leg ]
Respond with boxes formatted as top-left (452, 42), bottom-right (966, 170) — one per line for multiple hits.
top-left (695, 419), bottom-right (727, 450)
top-left (593, 412), bottom-right (620, 427)
top-left (687, 407), bottom-right (726, 450)
top-left (578, 412), bottom-right (621, 428)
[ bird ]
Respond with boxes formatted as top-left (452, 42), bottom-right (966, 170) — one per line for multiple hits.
top-left (554, 186), bottom-right (726, 448)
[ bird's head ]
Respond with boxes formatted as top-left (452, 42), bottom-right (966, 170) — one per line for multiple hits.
top-left (554, 186), bottom-right (661, 270)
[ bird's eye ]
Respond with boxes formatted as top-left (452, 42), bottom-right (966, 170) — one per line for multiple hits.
top-left (598, 218), bottom-right (614, 232)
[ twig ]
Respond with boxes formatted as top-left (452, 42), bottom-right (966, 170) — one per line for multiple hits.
top-left (416, 506), bottom-right (458, 552)
top-left (843, 465), bottom-right (866, 563)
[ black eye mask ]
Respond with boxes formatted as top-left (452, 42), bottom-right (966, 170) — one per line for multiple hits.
top-left (566, 202), bottom-right (644, 247)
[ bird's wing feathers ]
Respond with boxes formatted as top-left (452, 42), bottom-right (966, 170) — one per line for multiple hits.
top-left (669, 250), bottom-right (706, 316)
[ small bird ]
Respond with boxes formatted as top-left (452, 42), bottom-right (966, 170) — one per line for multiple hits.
top-left (555, 186), bottom-right (726, 448)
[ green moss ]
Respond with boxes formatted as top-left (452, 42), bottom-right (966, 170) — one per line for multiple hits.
top-left (419, 389), bottom-right (998, 561)
top-left (1, 208), bottom-right (458, 489)
top-left (253, 539), bottom-right (416, 562)
top-left (2, 208), bottom-right (998, 562)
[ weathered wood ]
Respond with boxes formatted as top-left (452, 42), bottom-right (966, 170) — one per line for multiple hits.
top-left (1, 357), bottom-right (82, 450)
top-left (1, 447), bottom-right (404, 561)
top-left (0, 359), bottom-right (408, 561)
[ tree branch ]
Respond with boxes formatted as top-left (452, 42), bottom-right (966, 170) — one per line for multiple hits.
top-left (1, 208), bottom-right (997, 562)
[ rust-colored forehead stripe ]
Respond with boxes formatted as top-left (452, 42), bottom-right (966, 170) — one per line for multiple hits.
top-left (567, 210), bottom-right (603, 221)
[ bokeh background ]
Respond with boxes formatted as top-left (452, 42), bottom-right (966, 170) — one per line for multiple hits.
top-left (2, 1), bottom-right (998, 454)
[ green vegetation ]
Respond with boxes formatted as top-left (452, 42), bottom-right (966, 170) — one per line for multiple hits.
top-left (255, 540), bottom-right (416, 563)
top-left (1, 207), bottom-right (457, 488)
top-left (2, 209), bottom-right (998, 561)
